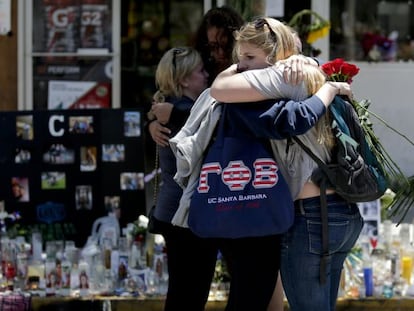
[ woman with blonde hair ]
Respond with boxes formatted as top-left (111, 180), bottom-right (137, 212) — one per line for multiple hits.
top-left (211, 16), bottom-right (362, 311)
top-left (170, 16), bottom-right (354, 310)
top-left (149, 46), bottom-right (218, 311)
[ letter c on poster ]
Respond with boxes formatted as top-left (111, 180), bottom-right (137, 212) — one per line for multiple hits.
top-left (49, 115), bottom-right (65, 136)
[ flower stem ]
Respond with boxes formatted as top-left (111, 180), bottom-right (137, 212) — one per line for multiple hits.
top-left (355, 102), bottom-right (414, 147)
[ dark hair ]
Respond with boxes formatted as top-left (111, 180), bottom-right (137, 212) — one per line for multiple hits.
top-left (193, 6), bottom-right (244, 82)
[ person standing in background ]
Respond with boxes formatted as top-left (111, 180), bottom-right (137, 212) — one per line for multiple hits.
top-left (147, 46), bottom-right (217, 311)
top-left (193, 6), bottom-right (245, 85)
top-left (147, 6), bottom-right (244, 147)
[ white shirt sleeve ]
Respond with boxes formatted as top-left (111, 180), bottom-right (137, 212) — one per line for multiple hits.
top-left (241, 66), bottom-right (308, 101)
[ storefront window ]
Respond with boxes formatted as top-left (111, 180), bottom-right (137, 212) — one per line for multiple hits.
top-left (29, 0), bottom-right (116, 110)
top-left (120, 0), bottom-right (204, 108)
top-left (330, 0), bottom-right (414, 62)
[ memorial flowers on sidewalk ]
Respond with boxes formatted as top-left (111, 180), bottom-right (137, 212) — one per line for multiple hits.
top-left (321, 58), bottom-right (414, 222)
top-left (131, 214), bottom-right (149, 242)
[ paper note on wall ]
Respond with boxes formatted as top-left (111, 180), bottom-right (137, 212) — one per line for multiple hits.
top-left (48, 80), bottom-right (110, 109)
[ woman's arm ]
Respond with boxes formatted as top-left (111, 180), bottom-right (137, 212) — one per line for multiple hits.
top-left (211, 64), bottom-right (310, 103)
top-left (211, 55), bottom-right (318, 102)
top-left (148, 102), bottom-right (192, 146)
top-left (212, 63), bottom-right (352, 109)
top-left (228, 96), bottom-right (326, 140)
top-left (225, 82), bottom-right (353, 141)
top-left (312, 81), bottom-right (353, 108)
top-left (210, 64), bottom-right (265, 102)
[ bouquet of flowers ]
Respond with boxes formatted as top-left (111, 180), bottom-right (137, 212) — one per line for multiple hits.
top-left (321, 58), bottom-right (414, 222)
top-left (131, 214), bottom-right (149, 242)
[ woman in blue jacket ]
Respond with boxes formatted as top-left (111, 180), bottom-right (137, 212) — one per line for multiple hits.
top-left (210, 17), bottom-right (363, 311)
top-left (171, 17), bottom-right (356, 311)
top-left (148, 46), bottom-right (220, 311)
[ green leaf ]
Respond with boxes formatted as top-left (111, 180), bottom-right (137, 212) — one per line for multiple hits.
top-left (351, 99), bottom-right (414, 223)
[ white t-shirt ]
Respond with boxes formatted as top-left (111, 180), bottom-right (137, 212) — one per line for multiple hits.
top-left (242, 66), bottom-right (332, 199)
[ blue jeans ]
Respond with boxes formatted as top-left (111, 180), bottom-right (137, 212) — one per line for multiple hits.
top-left (280, 194), bottom-right (363, 311)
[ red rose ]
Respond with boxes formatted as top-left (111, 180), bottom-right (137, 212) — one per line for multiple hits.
top-left (341, 62), bottom-right (360, 78)
top-left (321, 58), bottom-right (360, 84)
top-left (320, 63), bottom-right (335, 76)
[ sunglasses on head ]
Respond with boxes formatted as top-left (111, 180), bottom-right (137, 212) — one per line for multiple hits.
top-left (254, 18), bottom-right (277, 43)
top-left (172, 47), bottom-right (187, 71)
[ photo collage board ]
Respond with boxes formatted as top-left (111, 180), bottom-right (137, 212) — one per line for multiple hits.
top-left (357, 200), bottom-right (382, 250)
top-left (0, 108), bottom-right (146, 247)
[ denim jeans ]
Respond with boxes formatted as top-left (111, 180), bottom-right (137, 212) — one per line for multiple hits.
top-left (280, 194), bottom-right (364, 311)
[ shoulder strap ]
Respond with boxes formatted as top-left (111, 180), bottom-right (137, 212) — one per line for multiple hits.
top-left (292, 136), bottom-right (335, 181)
top-left (318, 178), bottom-right (330, 284)
top-left (329, 97), bottom-right (352, 136)
top-left (293, 135), bottom-right (330, 284)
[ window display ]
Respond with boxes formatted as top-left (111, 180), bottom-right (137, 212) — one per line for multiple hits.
top-left (34, 0), bottom-right (112, 53)
top-left (21, 0), bottom-right (119, 110)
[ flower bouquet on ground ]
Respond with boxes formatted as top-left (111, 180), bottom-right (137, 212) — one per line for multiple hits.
top-left (131, 214), bottom-right (149, 242)
top-left (321, 58), bottom-right (414, 223)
